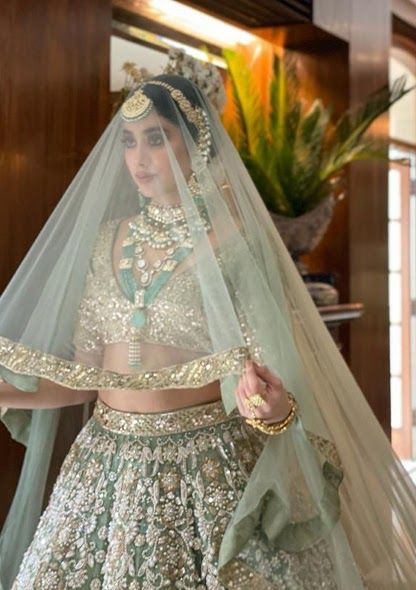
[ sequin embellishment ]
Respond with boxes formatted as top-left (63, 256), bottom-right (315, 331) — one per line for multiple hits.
top-left (12, 401), bottom-right (339, 589)
top-left (0, 336), bottom-right (248, 391)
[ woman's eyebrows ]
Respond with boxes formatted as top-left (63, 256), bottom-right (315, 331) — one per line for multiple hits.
top-left (122, 126), bottom-right (169, 137)
top-left (122, 127), bottom-right (162, 134)
top-left (143, 126), bottom-right (162, 134)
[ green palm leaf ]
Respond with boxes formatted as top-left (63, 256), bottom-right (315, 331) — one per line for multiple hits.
top-left (320, 76), bottom-right (411, 182)
top-left (223, 49), bottom-right (413, 217)
top-left (222, 49), bottom-right (265, 157)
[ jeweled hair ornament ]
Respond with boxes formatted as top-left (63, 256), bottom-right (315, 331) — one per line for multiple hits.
top-left (120, 87), bottom-right (153, 122)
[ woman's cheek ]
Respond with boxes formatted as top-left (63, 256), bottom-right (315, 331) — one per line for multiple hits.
top-left (158, 152), bottom-right (174, 179)
top-left (124, 152), bottom-right (133, 173)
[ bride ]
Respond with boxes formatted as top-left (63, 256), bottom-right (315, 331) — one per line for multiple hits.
top-left (0, 74), bottom-right (415, 589)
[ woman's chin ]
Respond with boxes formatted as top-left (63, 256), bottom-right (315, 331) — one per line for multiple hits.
top-left (135, 184), bottom-right (158, 199)
top-left (137, 187), bottom-right (152, 198)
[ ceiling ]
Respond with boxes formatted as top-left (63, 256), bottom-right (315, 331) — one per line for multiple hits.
top-left (113, 0), bottom-right (313, 31)
top-left (183, 0), bottom-right (313, 27)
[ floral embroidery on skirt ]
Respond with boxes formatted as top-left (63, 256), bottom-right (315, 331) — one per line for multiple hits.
top-left (12, 399), bottom-right (337, 589)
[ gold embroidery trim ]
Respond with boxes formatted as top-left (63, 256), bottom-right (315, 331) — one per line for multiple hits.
top-left (94, 397), bottom-right (238, 436)
top-left (0, 336), bottom-right (249, 390)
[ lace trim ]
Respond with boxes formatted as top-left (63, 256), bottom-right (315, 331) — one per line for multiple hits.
top-left (0, 336), bottom-right (249, 390)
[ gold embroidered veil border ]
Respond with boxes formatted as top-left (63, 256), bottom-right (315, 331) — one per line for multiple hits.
top-left (0, 337), bottom-right (248, 391)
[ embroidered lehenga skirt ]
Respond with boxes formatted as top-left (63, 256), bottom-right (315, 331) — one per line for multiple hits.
top-left (12, 399), bottom-right (338, 589)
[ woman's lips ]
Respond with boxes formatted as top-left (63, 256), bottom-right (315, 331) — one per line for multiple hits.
top-left (135, 173), bottom-right (155, 184)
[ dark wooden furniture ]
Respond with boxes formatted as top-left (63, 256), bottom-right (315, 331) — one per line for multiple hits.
top-left (319, 303), bottom-right (365, 351)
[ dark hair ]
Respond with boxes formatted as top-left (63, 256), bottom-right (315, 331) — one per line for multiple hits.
top-left (141, 74), bottom-right (204, 145)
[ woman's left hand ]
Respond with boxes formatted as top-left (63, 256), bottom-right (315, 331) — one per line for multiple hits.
top-left (234, 359), bottom-right (291, 423)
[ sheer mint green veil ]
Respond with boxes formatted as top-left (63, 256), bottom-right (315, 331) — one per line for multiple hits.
top-left (0, 74), bottom-right (415, 589)
top-left (0, 111), bottom-right (132, 588)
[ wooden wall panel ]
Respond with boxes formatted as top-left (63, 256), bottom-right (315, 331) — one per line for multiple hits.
top-left (348, 0), bottom-right (391, 435)
top-left (0, 0), bottom-right (111, 528)
top-left (314, 0), bottom-right (392, 434)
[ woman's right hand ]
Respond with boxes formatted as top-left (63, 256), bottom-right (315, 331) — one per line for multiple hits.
top-left (234, 359), bottom-right (291, 423)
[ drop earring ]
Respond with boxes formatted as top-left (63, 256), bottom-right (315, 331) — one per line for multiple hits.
top-left (187, 172), bottom-right (201, 197)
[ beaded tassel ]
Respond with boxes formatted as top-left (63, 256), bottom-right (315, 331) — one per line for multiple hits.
top-left (128, 290), bottom-right (146, 369)
top-left (128, 339), bottom-right (141, 369)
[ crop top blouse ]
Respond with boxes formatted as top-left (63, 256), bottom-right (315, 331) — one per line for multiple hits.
top-left (72, 220), bottom-right (261, 363)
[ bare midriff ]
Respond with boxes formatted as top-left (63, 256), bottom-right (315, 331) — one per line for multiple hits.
top-left (96, 342), bottom-right (222, 413)
top-left (98, 382), bottom-right (221, 413)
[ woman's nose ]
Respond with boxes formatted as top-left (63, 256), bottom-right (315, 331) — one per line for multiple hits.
top-left (134, 142), bottom-right (151, 167)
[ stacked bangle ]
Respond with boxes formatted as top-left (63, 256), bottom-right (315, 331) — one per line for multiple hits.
top-left (245, 392), bottom-right (298, 435)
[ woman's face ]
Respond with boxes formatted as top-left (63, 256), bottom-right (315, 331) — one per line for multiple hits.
top-left (122, 111), bottom-right (192, 202)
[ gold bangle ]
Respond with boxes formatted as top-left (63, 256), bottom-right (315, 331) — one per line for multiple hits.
top-left (245, 392), bottom-right (298, 436)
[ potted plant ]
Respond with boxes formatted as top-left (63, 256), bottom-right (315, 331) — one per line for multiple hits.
top-left (222, 44), bottom-right (413, 266)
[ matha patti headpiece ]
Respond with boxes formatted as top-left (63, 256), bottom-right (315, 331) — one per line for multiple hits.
top-left (120, 81), bottom-right (212, 164)
top-left (120, 88), bottom-right (153, 122)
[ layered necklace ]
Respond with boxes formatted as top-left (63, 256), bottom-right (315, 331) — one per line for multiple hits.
top-left (118, 193), bottom-right (211, 369)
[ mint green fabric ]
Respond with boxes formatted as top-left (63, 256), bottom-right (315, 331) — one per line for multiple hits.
top-left (2, 74), bottom-right (416, 589)
top-left (0, 368), bottom-right (60, 590)
top-left (10, 401), bottom-right (342, 589)
top-left (0, 368), bottom-right (39, 445)
top-left (217, 417), bottom-right (350, 586)
top-left (0, 409), bottom-right (31, 447)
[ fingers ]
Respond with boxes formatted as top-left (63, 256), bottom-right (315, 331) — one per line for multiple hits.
top-left (234, 360), bottom-right (269, 419)
top-left (234, 384), bottom-right (248, 417)
top-left (234, 363), bottom-right (259, 418)
top-left (243, 360), bottom-right (261, 397)
top-left (240, 362), bottom-right (268, 411)
top-left (234, 376), bottom-right (252, 418)
top-left (252, 360), bottom-right (282, 388)
top-left (234, 359), bottom-right (288, 423)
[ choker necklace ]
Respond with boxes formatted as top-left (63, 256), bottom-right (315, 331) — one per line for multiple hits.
top-left (146, 200), bottom-right (186, 224)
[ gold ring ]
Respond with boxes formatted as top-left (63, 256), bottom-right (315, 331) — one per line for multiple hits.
top-left (245, 394), bottom-right (266, 411)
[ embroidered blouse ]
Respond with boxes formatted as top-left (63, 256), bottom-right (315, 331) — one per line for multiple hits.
top-left (73, 221), bottom-right (261, 363)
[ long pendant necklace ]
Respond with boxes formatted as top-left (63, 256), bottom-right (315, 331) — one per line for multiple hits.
top-left (118, 193), bottom-right (210, 369)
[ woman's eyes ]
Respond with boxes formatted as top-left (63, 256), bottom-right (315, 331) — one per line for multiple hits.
top-left (121, 133), bottom-right (165, 148)
top-left (121, 136), bottom-right (136, 148)
top-left (147, 133), bottom-right (165, 146)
